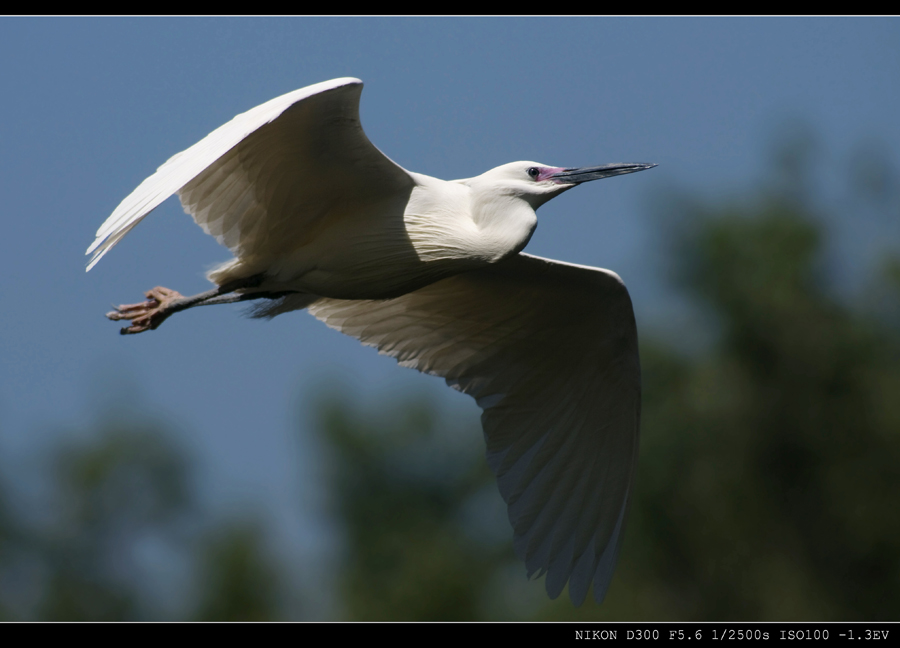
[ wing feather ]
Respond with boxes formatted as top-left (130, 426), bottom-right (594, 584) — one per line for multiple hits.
top-left (308, 252), bottom-right (641, 605)
top-left (87, 77), bottom-right (414, 271)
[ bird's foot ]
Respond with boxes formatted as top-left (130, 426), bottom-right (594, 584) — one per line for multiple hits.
top-left (106, 286), bottom-right (185, 335)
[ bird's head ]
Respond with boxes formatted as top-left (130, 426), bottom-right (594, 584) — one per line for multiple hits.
top-left (467, 161), bottom-right (657, 209)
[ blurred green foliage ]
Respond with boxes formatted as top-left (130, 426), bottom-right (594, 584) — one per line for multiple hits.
top-left (612, 205), bottom-right (900, 621)
top-left (316, 396), bottom-right (509, 620)
top-left (192, 523), bottom-right (282, 621)
top-left (1, 136), bottom-right (897, 620)
top-left (0, 422), bottom-right (286, 620)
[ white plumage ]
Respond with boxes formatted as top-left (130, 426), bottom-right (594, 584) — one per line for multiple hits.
top-left (87, 77), bottom-right (654, 605)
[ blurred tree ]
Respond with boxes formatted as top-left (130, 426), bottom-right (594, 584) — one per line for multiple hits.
top-left (0, 473), bottom-right (19, 620)
top-left (315, 394), bottom-right (517, 620)
top-left (35, 423), bottom-right (187, 620)
top-left (191, 522), bottom-right (283, 621)
top-left (601, 203), bottom-right (900, 621)
top-left (0, 419), bottom-right (286, 620)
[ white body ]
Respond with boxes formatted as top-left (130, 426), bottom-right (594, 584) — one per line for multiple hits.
top-left (87, 78), bottom-right (642, 606)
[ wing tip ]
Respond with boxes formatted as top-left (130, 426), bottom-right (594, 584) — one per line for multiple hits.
top-left (85, 246), bottom-right (106, 272)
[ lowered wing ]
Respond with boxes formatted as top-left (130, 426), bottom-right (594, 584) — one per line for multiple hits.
top-left (308, 252), bottom-right (641, 605)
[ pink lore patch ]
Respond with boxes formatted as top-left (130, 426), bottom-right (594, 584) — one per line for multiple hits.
top-left (538, 166), bottom-right (568, 183)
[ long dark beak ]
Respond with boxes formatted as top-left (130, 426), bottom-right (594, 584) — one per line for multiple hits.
top-left (550, 163), bottom-right (657, 185)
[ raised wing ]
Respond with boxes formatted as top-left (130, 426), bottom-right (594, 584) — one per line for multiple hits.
top-left (87, 77), bottom-right (415, 271)
top-left (308, 252), bottom-right (641, 605)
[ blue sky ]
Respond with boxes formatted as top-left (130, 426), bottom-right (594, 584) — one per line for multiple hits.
top-left (1, 17), bottom-right (898, 606)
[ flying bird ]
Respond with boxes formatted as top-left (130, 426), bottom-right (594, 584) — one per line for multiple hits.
top-left (86, 77), bottom-right (654, 606)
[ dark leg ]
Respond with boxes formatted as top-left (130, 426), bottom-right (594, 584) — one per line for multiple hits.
top-left (106, 274), bottom-right (279, 335)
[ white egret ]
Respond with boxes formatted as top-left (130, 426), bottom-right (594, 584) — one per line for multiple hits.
top-left (86, 77), bottom-right (655, 606)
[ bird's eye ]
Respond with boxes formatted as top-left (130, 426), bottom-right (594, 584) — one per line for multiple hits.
top-left (527, 167), bottom-right (540, 180)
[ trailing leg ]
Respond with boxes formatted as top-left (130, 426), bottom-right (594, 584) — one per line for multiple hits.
top-left (106, 274), bottom-right (274, 335)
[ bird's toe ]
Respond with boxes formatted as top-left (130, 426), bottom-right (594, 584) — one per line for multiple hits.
top-left (106, 286), bottom-right (184, 334)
